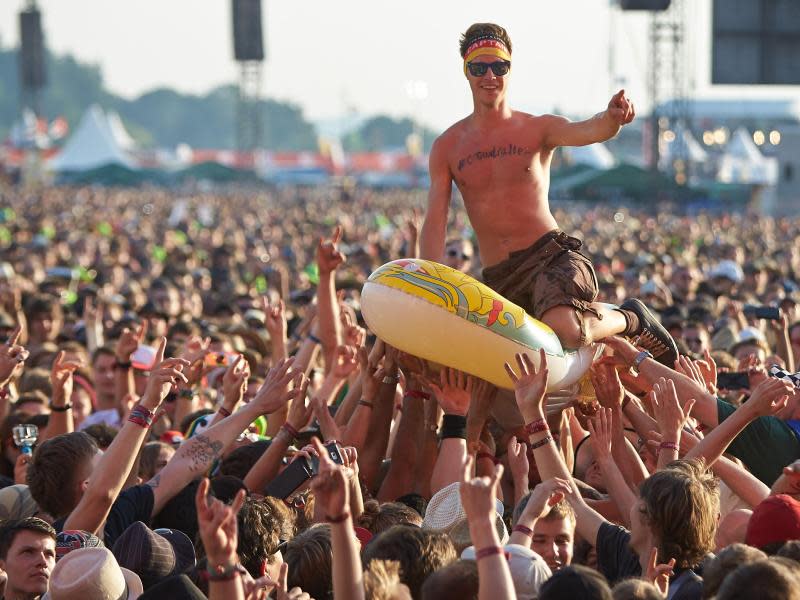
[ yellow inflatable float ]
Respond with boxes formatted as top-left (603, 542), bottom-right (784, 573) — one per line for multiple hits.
top-left (360, 258), bottom-right (599, 391)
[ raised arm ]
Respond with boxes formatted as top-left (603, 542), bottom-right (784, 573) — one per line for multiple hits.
top-left (542, 90), bottom-right (634, 148)
top-left (39, 351), bottom-right (79, 442)
top-left (64, 339), bottom-right (189, 533)
top-left (151, 358), bottom-right (303, 515)
top-left (316, 226), bottom-right (345, 371)
top-left (429, 368), bottom-right (473, 495)
top-left (420, 137), bottom-right (452, 261)
top-left (588, 408), bottom-right (637, 527)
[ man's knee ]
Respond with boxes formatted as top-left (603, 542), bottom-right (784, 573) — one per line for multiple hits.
top-left (541, 306), bottom-right (585, 349)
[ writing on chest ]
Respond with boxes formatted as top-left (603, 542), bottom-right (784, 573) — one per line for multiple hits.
top-left (455, 142), bottom-right (535, 173)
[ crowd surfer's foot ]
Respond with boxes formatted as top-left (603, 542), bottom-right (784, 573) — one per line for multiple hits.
top-left (619, 298), bottom-right (679, 368)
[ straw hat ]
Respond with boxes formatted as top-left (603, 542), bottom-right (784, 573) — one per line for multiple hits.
top-left (43, 547), bottom-right (143, 600)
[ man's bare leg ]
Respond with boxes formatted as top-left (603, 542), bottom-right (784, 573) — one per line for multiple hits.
top-left (541, 304), bottom-right (626, 350)
top-left (541, 300), bottom-right (678, 366)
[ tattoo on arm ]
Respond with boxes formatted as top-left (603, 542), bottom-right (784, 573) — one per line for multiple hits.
top-left (181, 434), bottom-right (224, 473)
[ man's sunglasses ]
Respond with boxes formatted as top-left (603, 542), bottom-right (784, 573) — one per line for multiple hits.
top-left (467, 61), bottom-right (511, 77)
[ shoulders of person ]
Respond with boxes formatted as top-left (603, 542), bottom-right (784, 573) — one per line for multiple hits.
top-left (102, 484), bottom-right (156, 546)
top-left (596, 522), bottom-right (641, 583)
top-left (670, 569), bottom-right (703, 600)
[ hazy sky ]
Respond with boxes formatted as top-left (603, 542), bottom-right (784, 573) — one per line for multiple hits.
top-left (1, 0), bottom-right (796, 131)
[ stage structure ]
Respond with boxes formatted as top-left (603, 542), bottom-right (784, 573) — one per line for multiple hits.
top-left (18, 0), bottom-right (46, 118)
top-left (232, 0), bottom-right (266, 151)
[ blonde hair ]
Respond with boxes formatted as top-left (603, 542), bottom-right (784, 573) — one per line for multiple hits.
top-left (364, 560), bottom-right (406, 600)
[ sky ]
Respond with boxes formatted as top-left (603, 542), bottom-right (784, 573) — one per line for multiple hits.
top-left (1, 0), bottom-right (797, 132)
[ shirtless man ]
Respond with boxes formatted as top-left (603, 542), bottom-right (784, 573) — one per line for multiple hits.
top-left (420, 22), bottom-right (677, 364)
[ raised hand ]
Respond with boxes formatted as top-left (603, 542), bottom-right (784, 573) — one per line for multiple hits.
top-left (251, 357), bottom-right (302, 415)
top-left (262, 297), bottom-right (288, 340)
top-left (650, 378), bottom-right (695, 443)
top-left (222, 355), bottom-right (249, 408)
top-left (587, 407), bottom-right (614, 458)
top-left (141, 338), bottom-right (190, 410)
top-left (195, 477), bottom-right (245, 568)
top-left (607, 89), bottom-right (635, 126)
top-left (50, 350), bottom-right (83, 406)
top-left (0, 325), bottom-right (27, 386)
top-left (286, 373), bottom-right (313, 432)
top-left (310, 437), bottom-right (350, 520)
top-left (505, 349), bottom-right (549, 422)
top-left (316, 225), bottom-right (346, 274)
top-left (331, 345), bottom-right (359, 381)
top-left (590, 363), bottom-right (624, 409)
top-left (507, 437), bottom-right (530, 485)
top-left (694, 349), bottom-right (718, 394)
top-left (179, 335), bottom-right (212, 388)
top-left (645, 547), bottom-right (675, 597)
top-left (459, 455), bottom-right (503, 524)
top-left (743, 377), bottom-right (793, 418)
top-left (524, 478), bottom-right (574, 521)
top-left (116, 319), bottom-right (148, 363)
top-left (427, 367), bottom-right (473, 417)
top-left (358, 347), bottom-right (382, 403)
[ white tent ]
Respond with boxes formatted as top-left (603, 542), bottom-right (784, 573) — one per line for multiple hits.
top-left (660, 124), bottom-right (708, 164)
top-left (49, 105), bottom-right (135, 172)
top-left (563, 143), bottom-right (615, 170)
top-left (718, 127), bottom-right (778, 185)
top-left (106, 111), bottom-right (136, 151)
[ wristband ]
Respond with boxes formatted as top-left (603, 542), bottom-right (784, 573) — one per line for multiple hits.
top-left (114, 360), bottom-right (132, 370)
top-left (524, 417), bottom-right (549, 436)
top-left (128, 405), bottom-right (155, 429)
top-left (382, 374), bottom-right (400, 385)
top-left (440, 414), bottom-right (468, 439)
top-left (326, 511), bottom-right (351, 524)
top-left (49, 401), bottom-right (73, 412)
top-left (218, 406), bottom-right (232, 418)
top-left (513, 524), bottom-right (534, 538)
top-left (530, 435), bottom-right (553, 450)
top-left (358, 400), bottom-right (374, 408)
top-left (475, 546), bottom-right (504, 560)
top-left (0, 386), bottom-right (9, 400)
top-left (281, 422), bottom-right (300, 439)
top-left (307, 333), bottom-right (321, 345)
top-left (405, 390), bottom-right (430, 400)
top-left (206, 562), bottom-right (247, 582)
top-left (179, 389), bottom-right (194, 400)
top-left (659, 441), bottom-right (679, 452)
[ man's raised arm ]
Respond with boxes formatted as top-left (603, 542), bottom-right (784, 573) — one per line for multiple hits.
top-left (420, 136), bottom-right (452, 261)
top-left (542, 89), bottom-right (635, 148)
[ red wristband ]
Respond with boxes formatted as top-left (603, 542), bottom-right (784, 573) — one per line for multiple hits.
top-left (218, 406), bottom-right (232, 418)
top-left (326, 511), bottom-right (351, 524)
top-left (524, 418), bottom-right (549, 436)
top-left (475, 545), bottom-right (505, 560)
top-left (405, 390), bottom-right (431, 400)
top-left (659, 441), bottom-right (679, 452)
top-left (477, 452), bottom-right (499, 465)
top-left (513, 524), bottom-right (534, 538)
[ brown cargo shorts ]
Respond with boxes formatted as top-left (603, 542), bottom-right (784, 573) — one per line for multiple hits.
top-left (482, 229), bottom-right (600, 324)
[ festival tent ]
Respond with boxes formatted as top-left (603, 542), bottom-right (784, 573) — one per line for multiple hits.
top-left (660, 124), bottom-right (708, 165)
top-left (49, 105), bottom-right (135, 172)
top-left (717, 127), bottom-right (778, 185)
top-left (106, 111), bottom-right (137, 151)
top-left (562, 143), bottom-right (615, 170)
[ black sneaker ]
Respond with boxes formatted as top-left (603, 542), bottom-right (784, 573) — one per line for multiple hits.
top-left (620, 298), bottom-right (679, 368)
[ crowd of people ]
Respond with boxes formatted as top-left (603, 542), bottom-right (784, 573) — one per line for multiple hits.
top-left (0, 183), bottom-right (799, 599)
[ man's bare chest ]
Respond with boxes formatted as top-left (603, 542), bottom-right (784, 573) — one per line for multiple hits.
top-left (448, 133), bottom-right (548, 188)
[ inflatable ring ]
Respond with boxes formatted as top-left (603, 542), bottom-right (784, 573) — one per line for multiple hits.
top-left (360, 259), bottom-right (599, 391)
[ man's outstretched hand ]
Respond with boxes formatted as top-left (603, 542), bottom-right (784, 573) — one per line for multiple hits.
top-left (607, 89), bottom-right (635, 126)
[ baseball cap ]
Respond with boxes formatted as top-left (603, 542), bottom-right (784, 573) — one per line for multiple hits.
top-left (745, 494), bottom-right (800, 549)
top-left (461, 543), bottom-right (551, 599)
top-left (710, 260), bottom-right (744, 284)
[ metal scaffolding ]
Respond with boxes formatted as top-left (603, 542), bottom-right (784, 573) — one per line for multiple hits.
top-left (236, 61), bottom-right (264, 151)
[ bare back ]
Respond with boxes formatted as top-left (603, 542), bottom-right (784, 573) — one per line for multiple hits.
top-left (437, 111), bottom-right (560, 267)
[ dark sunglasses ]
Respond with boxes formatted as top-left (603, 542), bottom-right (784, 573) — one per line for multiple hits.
top-left (466, 60), bottom-right (510, 77)
top-left (447, 249), bottom-right (472, 261)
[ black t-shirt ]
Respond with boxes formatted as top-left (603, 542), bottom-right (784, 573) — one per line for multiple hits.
top-left (55, 484), bottom-right (155, 547)
top-left (595, 522), bottom-right (704, 600)
top-left (596, 522), bottom-right (641, 584)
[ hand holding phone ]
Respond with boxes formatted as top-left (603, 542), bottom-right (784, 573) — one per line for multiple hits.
top-left (743, 305), bottom-right (781, 321)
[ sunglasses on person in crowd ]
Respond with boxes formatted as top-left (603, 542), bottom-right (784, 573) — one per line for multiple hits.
top-left (466, 60), bottom-right (511, 77)
top-left (447, 249), bottom-right (472, 261)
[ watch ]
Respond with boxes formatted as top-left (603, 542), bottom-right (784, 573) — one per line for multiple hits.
top-left (631, 350), bottom-right (653, 373)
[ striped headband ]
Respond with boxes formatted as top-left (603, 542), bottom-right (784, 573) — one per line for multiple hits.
top-left (463, 35), bottom-right (511, 74)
